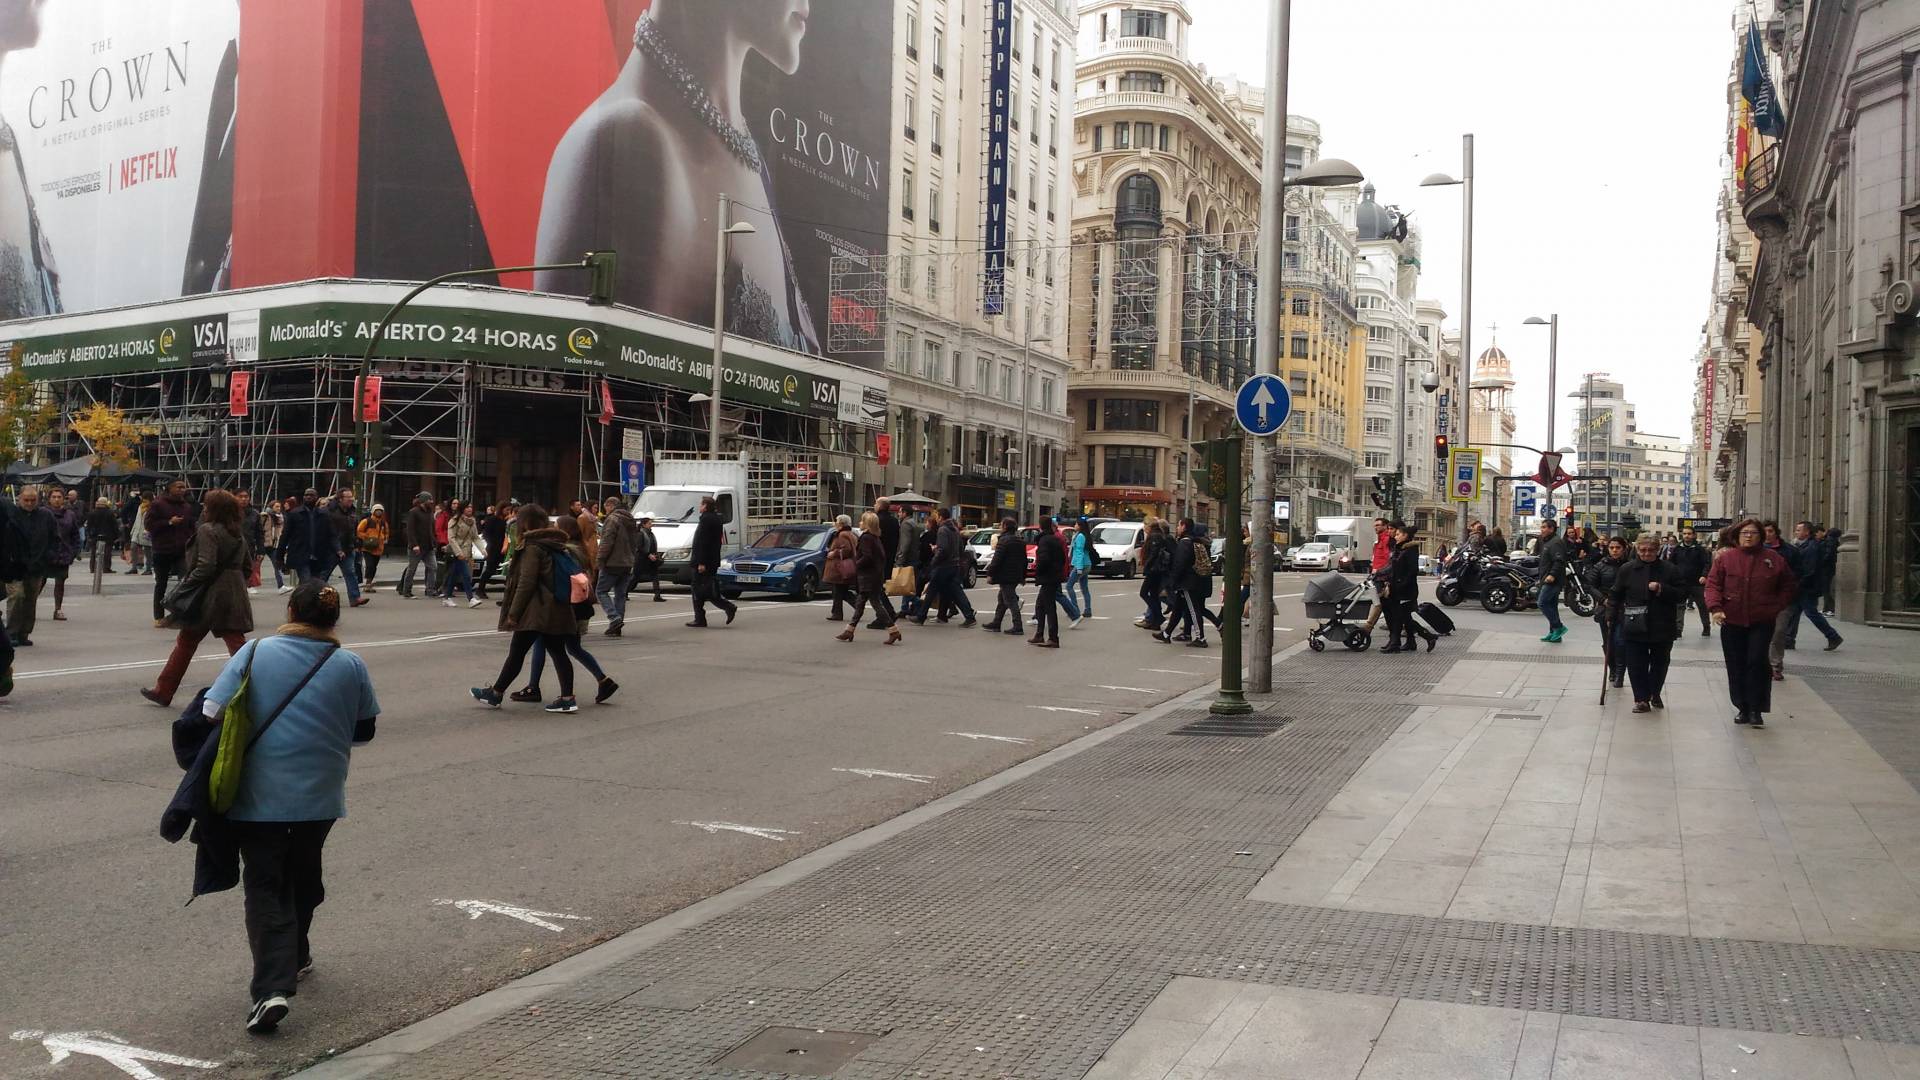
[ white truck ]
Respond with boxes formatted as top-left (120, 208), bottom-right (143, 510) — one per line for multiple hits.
top-left (630, 457), bottom-right (752, 585)
top-left (1310, 515), bottom-right (1368, 574)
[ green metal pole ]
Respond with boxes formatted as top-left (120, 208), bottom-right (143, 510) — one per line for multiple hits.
top-left (1211, 438), bottom-right (1251, 715)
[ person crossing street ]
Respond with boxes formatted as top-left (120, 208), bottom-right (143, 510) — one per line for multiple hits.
top-left (981, 517), bottom-right (1026, 636)
top-left (3, 486), bottom-right (53, 646)
top-left (596, 496), bottom-right (639, 634)
top-left (1028, 517), bottom-right (1067, 648)
top-left (686, 496), bottom-right (736, 628)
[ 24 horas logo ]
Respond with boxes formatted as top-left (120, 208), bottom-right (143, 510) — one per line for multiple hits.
top-left (566, 327), bottom-right (599, 357)
top-left (157, 326), bottom-right (178, 359)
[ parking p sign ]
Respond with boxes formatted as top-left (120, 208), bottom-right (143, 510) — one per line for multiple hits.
top-left (1447, 448), bottom-right (1482, 503)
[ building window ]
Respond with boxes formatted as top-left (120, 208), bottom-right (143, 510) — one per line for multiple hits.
top-left (1365, 385), bottom-right (1391, 404)
top-left (1093, 125), bottom-right (1103, 151)
top-left (926, 261), bottom-right (938, 299)
top-left (1085, 398), bottom-right (1098, 431)
top-left (1113, 123), bottom-right (1130, 149)
top-left (1290, 333), bottom-right (1309, 359)
top-left (1159, 124), bottom-right (1170, 151)
top-left (930, 106), bottom-right (943, 155)
top-left (903, 91), bottom-right (915, 140)
top-left (1291, 295), bottom-right (1310, 316)
top-left (1120, 9), bottom-right (1168, 38)
top-left (929, 185), bottom-right (941, 232)
top-left (901, 168), bottom-right (914, 220)
top-left (1050, 43), bottom-right (1061, 89)
top-left (1366, 324), bottom-right (1390, 342)
top-left (1102, 399), bottom-right (1161, 431)
top-left (950, 349), bottom-right (961, 385)
top-left (905, 12), bottom-right (917, 58)
top-left (1365, 417), bottom-right (1390, 436)
top-left (1000, 365), bottom-right (1015, 401)
top-left (1030, 101), bottom-right (1040, 145)
top-left (1118, 71), bottom-right (1164, 93)
top-left (1103, 446), bottom-right (1158, 486)
top-left (897, 249), bottom-right (913, 290)
top-left (922, 339), bottom-right (941, 379)
top-left (1289, 372), bottom-right (1307, 396)
top-left (1367, 354), bottom-right (1391, 372)
top-left (1048, 111), bottom-right (1058, 156)
top-left (1364, 452), bottom-right (1390, 470)
top-left (1135, 121), bottom-right (1153, 148)
top-left (893, 331), bottom-right (912, 373)
top-left (1041, 378), bottom-right (1056, 414)
top-left (1284, 214), bottom-right (1300, 241)
top-left (1047, 182), bottom-right (1056, 222)
top-left (975, 357), bottom-right (990, 394)
top-left (931, 27), bottom-right (944, 77)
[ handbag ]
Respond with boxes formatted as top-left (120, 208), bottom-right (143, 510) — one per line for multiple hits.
top-left (1622, 603), bottom-right (1651, 637)
top-left (209, 642), bottom-right (340, 814)
top-left (163, 533), bottom-right (241, 623)
top-left (885, 565), bottom-right (917, 597)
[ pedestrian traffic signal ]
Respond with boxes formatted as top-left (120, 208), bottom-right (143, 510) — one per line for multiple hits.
top-left (585, 250), bottom-right (618, 305)
top-left (1434, 434), bottom-right (1450, 461)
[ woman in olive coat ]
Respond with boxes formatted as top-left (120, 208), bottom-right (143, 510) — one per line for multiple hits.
top-left (142, 489), bottom-right (254, 706)
top-left (470, 505), bottom-right (578, 711)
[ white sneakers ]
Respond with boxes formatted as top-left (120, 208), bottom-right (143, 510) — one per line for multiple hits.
top-left (246, 995), bottom-right (289, 1033)
top-left (277, 585), bottom-right (294, 595)
top-left (442, 598), bottom-right (456, 607)
top-left (468, 597), bottom-right (483, 609)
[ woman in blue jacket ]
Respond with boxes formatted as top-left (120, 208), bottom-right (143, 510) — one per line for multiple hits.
top-left (201, 582), bottom-right (380, 1035)
top-left (1067, 518), bottom-right (1095, 618)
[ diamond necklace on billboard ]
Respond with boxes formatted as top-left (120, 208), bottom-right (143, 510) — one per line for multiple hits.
top-left (982, 0), bottom-right (1013, 316)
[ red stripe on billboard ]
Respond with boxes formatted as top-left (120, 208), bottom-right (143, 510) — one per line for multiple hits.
top-left (411, 1), bottom-right (626, 285)
top-left (231, 0), bottom-right (365, 286)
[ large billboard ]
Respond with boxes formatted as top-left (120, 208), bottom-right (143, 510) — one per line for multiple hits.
top-left (356, 0), bottom-right (892, 367)
top-left (0, 0), bottom-right (892, 369)
top-left (0, 0), bottom-right (239, 319)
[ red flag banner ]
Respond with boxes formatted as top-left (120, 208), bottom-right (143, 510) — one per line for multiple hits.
top-left (229, 371), bottom-right (251, 417)
top-left (599, 378), bottom-right (614, 426)
top-left (358, 375), bottom-right (383, 422)
top-left (876, 433), bottom-right (892, 466)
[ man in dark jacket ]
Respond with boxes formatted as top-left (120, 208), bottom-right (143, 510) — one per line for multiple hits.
top-left (1668, 526), bottom-right (1711, 637)
top-left (44, 488), bottom-right (79, 621)
top-left (1029, 518), bottom-right (1067, 647)
top-left (85, 496), bottom-right (120, 576)
top-left (1136, 521), bottom-right (1173, 630)
top-left (867, 497), bottom-right (902, 628)
top-left (1156, 519), bottom-right (1203, 645)
top-left (4, 486), bottom-right (55, 645)
top-left (687, 496), bottom-right (735, 627)
top-left (398, 493), bottom-right (439, 599)
top-left (981, 518), bottom-right (1026, 635)
top-left (912, 511), bottom-right (976, 627)
top-left (322, 489), bottom-right (366, 606)
top-left (276, 489), bottom-right (327, 589)
top-left (145, 478), bottom-right (199, 625)
top-left (596, 496), bottom-right (638, 634)
top-left (1535, 519), bottom-right (1572, 643)
top-left (1786, 520), bottom-right (1842, 652)
top-left (476, 502), bottom-right (509, 599)
top-left (626, 514), bottom-right (666, 603)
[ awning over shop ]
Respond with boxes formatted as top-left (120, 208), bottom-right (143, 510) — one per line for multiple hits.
top-left (5, 453), bottom-right (164, 484)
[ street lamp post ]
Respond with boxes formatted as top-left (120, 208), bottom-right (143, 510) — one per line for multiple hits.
top-left (1249, 0), bottom-right (1364, 694)
top-left (1523, 315), bottom-right (1560, 523)
top-left (1420, 133), bottom-right (1474, 543)
top-left (707, 193), bottom-right (758, 459)
top-left (1392, 354), bottom-right (1439, 521)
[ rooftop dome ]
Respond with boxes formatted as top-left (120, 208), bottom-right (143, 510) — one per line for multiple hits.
top-left (1354, 183), bottom-right (1398, 242)
top-left (1478, 344), bottom-right (1507, 364)
top-left (1476, 342), bottom-right (1515, 384)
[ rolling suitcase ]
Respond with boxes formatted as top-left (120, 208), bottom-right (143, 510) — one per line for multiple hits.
top-left (1415, 601), bottom-right (1455, 635)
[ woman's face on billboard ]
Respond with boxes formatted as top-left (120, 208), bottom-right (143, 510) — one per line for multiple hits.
top-left (721, 0), bottom-right (809, 75)
top-left (0, 0), bottom-right (43, 52)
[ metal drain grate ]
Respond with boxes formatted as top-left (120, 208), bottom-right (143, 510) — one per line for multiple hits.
top-left (1171, 715), bottom-right (1291, 737)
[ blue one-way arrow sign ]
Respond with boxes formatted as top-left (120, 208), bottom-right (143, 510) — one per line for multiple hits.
top-left (1234, 374), bottom-right (1292, 436)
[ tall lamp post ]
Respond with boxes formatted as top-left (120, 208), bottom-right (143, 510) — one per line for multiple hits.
top-left (1523, 314), bottom-right (1559, 521)
top-left (707, 193), bottom-right (758, 459)
top-left (1419, 133), bottom-right (1474, 543)
top-left (1393, 354), bottom-right (1440, 521)
top-left (1250, 0), bottom-right (1363, 694)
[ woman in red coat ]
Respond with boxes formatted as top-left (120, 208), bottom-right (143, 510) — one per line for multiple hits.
top-left (1705, 518), bottom-right (1798, 728)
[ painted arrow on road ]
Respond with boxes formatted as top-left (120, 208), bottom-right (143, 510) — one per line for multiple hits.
top-left (10, 1030), bottom-right (219, 1080)
top-left (947, 731), bottom-right (1035, 744)
top-left (674, 821), bottom-right (801, 841)
top-left (833, 767), bottom-right (935, 784)
top-left (1090, 684), bottom-right (1161, 694)
top-left (1027, 706), bottom-right (1102, 716)
top-left (432, 898), bottom-right (590, 933)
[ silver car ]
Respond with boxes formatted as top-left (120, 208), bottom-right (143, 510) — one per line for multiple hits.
top-left (1291, 542), bottom-right (1333, 571)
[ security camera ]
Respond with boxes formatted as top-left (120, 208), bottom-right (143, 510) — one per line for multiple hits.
top-left (1421, 372), bottom-right (1441, 393)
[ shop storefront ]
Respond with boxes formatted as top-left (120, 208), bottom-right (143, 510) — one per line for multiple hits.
top-left (1078, 486), bottom-right (1175, 522)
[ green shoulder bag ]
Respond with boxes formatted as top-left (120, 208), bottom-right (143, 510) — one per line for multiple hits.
top-left (209, 643), bottom-right (339, 813)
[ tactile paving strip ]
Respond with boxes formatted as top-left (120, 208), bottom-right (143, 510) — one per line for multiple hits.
top-left (368, 629), bottom-right (1920, 1079)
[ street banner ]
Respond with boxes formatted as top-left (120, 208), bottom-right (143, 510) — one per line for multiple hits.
top-left (875, 433), bottom-right (892, 466)
top-left (1448, 447), bottom-right (1482, 503)
top-left (228, 370), bottom-right (250, 417)
top-left (982, 0), bottom-right (1013, 316)
top-left (598, 377), bottom-right (614, 426)
top-left (358, 375), bottom-right (382, 422)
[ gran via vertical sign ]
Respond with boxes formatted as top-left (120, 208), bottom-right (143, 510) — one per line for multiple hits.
top-left (982, 0), bottom-right (1013, 316)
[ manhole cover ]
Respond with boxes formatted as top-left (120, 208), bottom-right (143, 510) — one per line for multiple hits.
top-left (1171, 715), bottom-right (1290, 737)
top-left (713, 1026), bottom-right (883, 1075)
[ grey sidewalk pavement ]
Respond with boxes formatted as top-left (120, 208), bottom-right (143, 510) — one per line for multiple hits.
top-left (293, 609), bottom-right (1920, 1079)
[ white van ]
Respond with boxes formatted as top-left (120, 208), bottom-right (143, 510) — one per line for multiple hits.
top-left (1089, 521), bottom-right (1146, 578)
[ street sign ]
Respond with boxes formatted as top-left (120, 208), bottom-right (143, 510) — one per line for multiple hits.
top-left (1447, 447), bottom-right (1482, 502)
top-left (621, 426), bottom-right (646, 461)
top-left (1233, 374), bottom-right (1292, 436)
top-left (1543, 502), bottom-right (1556, 517)
top-left (1514, 486), bottom-right (1537, 515)
top-left (619, 459), bottom-right (646, 496)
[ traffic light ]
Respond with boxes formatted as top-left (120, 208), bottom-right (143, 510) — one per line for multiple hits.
top-left (584, 250), bottom-right (618, 305)
top-left (1434, 434), bottom-right (1450, 462)
top-left (1370, 474), bottom-right (1389, 510)
top-left (343, 438), bottom-right (360, 471)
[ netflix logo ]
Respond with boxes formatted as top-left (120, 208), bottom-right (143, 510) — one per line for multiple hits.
top-left (113, 146), bottom-right (179, 191)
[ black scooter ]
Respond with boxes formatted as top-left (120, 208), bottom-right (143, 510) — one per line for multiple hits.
top-left (1480, 554), bottom-right (1596, 618)
top-left (1435, 550), bottom-right (1492, 607)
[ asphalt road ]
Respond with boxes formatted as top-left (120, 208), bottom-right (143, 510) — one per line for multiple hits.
top-left (0, 569), bottom-right (1318, 1079)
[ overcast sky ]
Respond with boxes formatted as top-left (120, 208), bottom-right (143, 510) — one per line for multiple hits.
top-left (1185, 0), bottom-right (1734, 457)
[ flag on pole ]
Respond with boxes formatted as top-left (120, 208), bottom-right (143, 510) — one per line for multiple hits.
top-left (1741, 23), bottom-right (1785, 137)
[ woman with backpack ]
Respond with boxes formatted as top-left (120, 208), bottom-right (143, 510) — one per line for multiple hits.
top-left (1066, 518), bottom-right (1095, 618)
top-left (507, 513), bottom-right (618, 707)
top-left (470, 505), bottom-right (581, 713)
top-left (140, 489), bottom-right (254, 708)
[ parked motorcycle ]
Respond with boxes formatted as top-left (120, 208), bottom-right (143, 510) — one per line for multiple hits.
top-left (1435, 550), bottom-right (1491, 607)
top-left (1478, 554), bottom-right (1597, 618)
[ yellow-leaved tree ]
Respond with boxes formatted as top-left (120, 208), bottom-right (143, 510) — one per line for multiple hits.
top-left (0, 365), bottom-right (56, 470)
top-left (68, 402), bottom-right (157, 470)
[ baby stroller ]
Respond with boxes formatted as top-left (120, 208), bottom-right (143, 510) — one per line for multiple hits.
top-left (1305, 571), bottom-right (1375, 652)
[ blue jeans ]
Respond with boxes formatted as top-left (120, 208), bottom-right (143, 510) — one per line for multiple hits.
top-left (531, 635), bottom-right (606, 687)
top-left (1785, 591), bottom-right (1840, 646)
top-left (596, 567), bottom-right (632, 623)
top-left (1055, 578), bottom-right (1081, 621)
top-left (1066, 567), bottom-right (1092, 615)
top-left (1539, 582), bottom-right (1564, 633)
top-left (442, 558), bottom-right (473, 600)
top-left (928, 565), bottom-right (975, 620)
